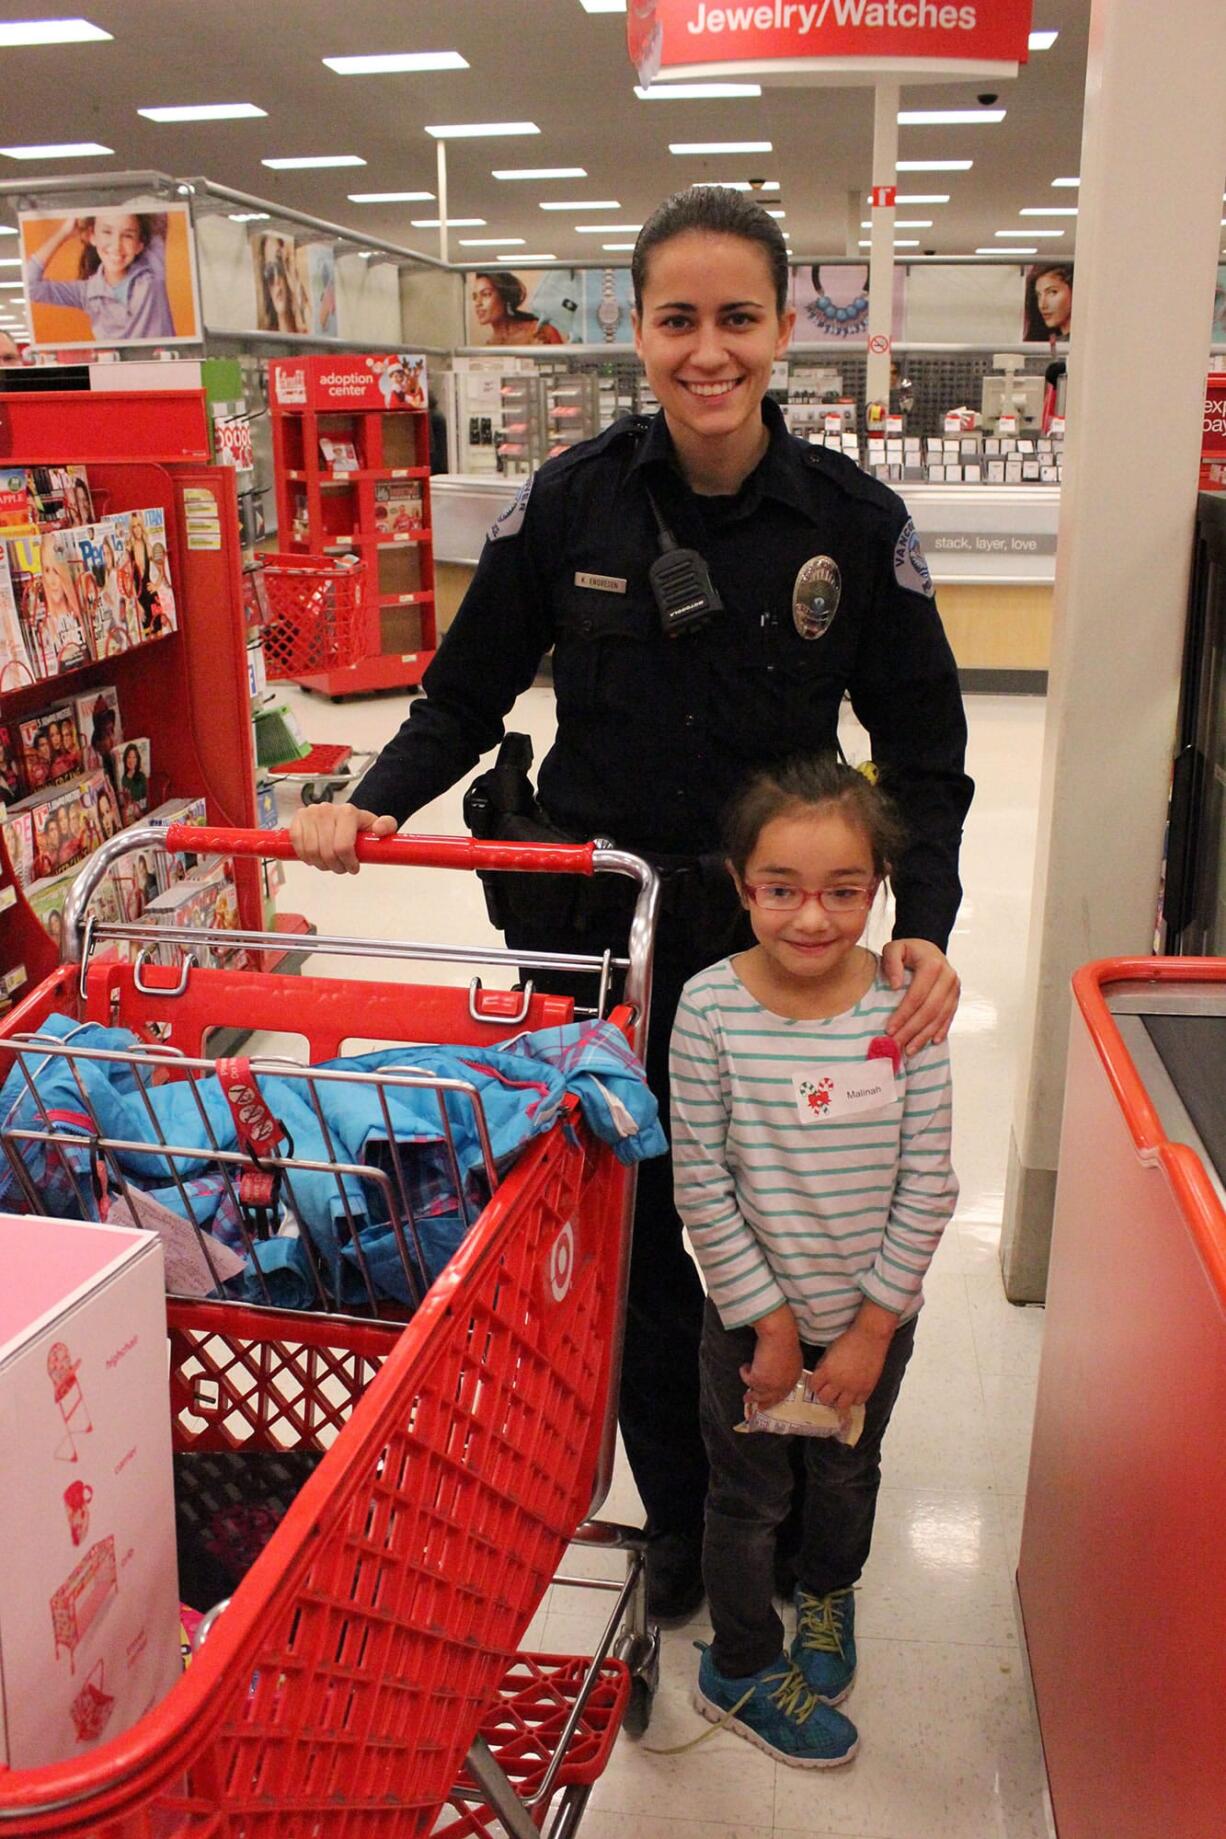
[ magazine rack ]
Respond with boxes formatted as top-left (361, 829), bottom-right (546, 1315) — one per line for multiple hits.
top-left (268, 354), bottom-right (437, 697)
top-left (0, 388), bottom-right (307, 1002)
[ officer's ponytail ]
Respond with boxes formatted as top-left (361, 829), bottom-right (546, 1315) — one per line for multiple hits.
top-left (632, 187), bottom-right (790, 318)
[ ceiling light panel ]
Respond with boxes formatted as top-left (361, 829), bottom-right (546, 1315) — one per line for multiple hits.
top-left (539, 200), bottom-right (620, 210)
top-left (229, 211), bottom-right (270, 221)
top-left (898, 159), bottom-right (972, 171)
top-left (858, 240), bottom-right (919, 248)
top-left (139, 103), bottom-right (266, 122)
top-left (499, 252), bottom-right (556, 261)
top-left (1051, 176), bottom-right (1079, 186)
top-left (898, 109), bottom-right (1005, 125)
top-left (669, 140), bottom-right (772, 154)
top-left (635, 83), bottom-right (761, 98)
top-left (426, 121), bottom-right (539, 138)
top-left (324, 52), bottom-right (469, 74)
top-left (0, 17), bottom-right (111, 44)
top-left (575, 223), bottom-right (642, 232)
top-left (0, 141), bottom-right (112, 158)
top-left (995, 228), bottom-right (1063, 237)
top-left (1029, 30), bottom-right (1059, 49)
top-left (412, 217), bottom-right (485, 227)
top-left (1020, 206), bottom-right (1077, 215)
top-left (578, 0), bottom-right (625, 10)
top-left (897, 194), bottom-right (950, 204)
top-left (861, 219), bottom-right (932, 228)
top-left (459, 236), bottom-right (525, 246)
top-left (603, 242), bottom-right (636, 250)
top-left (976, 247), bottom-right (1034, 255)
top-left (493, 167), bottom-right (586, 180)
top-left (263, 154), bottom-right (365, 168)
top-left (349, 191), bottom-right (434, 202)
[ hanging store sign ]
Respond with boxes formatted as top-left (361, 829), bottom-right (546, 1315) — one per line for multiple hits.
top-left (629, 0), bottom-right (1032, 85)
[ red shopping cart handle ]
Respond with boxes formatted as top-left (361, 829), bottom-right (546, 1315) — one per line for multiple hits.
top-left (165, 824), bottom-right (600, 876)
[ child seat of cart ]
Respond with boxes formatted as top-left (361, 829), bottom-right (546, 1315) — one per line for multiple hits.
top-left (0, 952), bottom-right (665, 1319)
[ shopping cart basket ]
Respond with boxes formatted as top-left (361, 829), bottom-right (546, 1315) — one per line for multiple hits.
top-left (257, 552), bottom-right (374, 680)
top-left (0, 825), bottom-right (663, 1838)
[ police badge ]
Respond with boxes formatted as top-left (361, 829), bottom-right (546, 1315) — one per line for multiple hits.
top-left (792, 555), bottom-right (842, 640)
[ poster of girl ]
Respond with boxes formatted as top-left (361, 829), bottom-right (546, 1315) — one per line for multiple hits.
top-left (21, 203), bottom-right (203, 349)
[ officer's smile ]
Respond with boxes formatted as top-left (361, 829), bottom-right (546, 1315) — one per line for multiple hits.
top-left (681, 379), bottom-right (743, 398)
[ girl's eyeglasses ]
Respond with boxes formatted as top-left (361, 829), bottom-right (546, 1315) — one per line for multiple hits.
top-left (743, 881), bottom-right (878, 914)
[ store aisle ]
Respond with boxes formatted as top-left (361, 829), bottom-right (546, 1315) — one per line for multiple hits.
top-left (271, 685), bottom-right (1051, 1839)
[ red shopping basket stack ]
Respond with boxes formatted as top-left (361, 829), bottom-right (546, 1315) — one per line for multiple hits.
top-left (258, 553), bottom-right (371, 680)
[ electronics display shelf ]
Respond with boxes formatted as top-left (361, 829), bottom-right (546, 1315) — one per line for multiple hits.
top-left (268, 358), bottom-right (438, 696)
top-left (0, 388), bottom-right (305, 1000)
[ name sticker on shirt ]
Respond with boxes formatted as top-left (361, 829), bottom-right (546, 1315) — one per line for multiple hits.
top-left (794, 1063), bottom-right (897, 1124)
top-left (575, 571), bottom-right (627, 594)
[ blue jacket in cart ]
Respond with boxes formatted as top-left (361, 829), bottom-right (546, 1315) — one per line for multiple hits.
top-left (0, 1015), bottom-right (666, 1309)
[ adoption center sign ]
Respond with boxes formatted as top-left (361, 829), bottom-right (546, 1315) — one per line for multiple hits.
top-left (630, 0), bottom-right (1032, 82)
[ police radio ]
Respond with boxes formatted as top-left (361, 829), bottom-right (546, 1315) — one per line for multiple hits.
top-left (643, 485), bottom-right (724, 638)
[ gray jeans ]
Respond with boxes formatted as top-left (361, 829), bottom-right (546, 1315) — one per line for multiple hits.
top-left (699, 1297), bottom-right (917, 1678)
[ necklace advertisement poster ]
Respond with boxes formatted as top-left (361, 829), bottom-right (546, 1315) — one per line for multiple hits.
top-left (793, 262), bottom-right (906, 343)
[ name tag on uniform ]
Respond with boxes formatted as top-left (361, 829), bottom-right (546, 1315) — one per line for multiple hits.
top-left (793, 1063), bottom-right (896, 1123)
top-left (575, 571), bottom-right (627, 594)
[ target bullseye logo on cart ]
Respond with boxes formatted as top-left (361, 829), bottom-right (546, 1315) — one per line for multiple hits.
top-left (548, 1221), bottom-right (577, 1302)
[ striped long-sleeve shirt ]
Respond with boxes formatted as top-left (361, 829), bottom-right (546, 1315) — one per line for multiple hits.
top-left (669, 957), bottom-right (957, 1342)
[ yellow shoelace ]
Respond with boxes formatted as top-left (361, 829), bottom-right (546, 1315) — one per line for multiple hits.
top-left (795, 1588), bottom-right (852, 1658)
top-left (645, 1659), bottom-right (824, 1756)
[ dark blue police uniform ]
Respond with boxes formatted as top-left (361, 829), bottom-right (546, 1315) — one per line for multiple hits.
top-left (356, 396), bottom-right (973, 1571)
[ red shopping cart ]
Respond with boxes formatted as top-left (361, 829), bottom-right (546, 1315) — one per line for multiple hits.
top-left (0, 826), bottom-right (663, 1838)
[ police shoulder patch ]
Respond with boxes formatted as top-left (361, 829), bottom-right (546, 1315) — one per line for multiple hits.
top-left (893, 517), bottom-right (934, 599)
top-left (487, 475), bottom-right (534, 544)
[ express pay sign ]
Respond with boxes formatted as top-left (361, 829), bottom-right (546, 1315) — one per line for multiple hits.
top-left (1204, 374), bottom-right (1226, 460)
top-left (629, 0), bottom-right (1033, 80)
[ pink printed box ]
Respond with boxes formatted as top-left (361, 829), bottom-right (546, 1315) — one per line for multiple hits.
top-left (0, 1215), bottom-right (180, 1768)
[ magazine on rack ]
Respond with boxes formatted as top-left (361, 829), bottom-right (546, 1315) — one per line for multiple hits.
top-left (73, 686), bottom-right (122, 794)
top-left (18, 704), bottom-right (83, 791)
top-left (5, 529), bottom-right (92, 677)
top-left (0, 725), bottom-right (23, 806)
top-left (0, 556), bottom-right (35, 694)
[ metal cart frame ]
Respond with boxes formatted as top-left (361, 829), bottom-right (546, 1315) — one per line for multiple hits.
top-left (0, 826), bottom-right (663, 1838)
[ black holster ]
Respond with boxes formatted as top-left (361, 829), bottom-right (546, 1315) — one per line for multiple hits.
top-left (463, 733), bottom-right (596, 932)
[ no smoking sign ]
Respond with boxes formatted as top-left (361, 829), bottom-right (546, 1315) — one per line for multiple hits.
top-left (868, 333), bottom-right (891, 356)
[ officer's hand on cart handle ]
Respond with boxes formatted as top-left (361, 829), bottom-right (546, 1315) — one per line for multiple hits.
top-left (289, 803), bottom-right (398, 875)
top-left (882, 939), bottom-right (960, 1055)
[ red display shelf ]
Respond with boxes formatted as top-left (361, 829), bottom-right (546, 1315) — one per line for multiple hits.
top-left (268, 355), bottom-right (437, 695)
top-left (0, 396), bottom-right (280, 1000)
top-left (0, 389), bottom-right (210, 464)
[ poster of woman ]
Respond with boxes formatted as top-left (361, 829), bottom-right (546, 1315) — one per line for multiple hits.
top-left (1022, 262), bottom-right (1074, 341)
top-left (466, 270), bottom-right (579, 346)
top-left (20, 202), bottom-right (202, 349)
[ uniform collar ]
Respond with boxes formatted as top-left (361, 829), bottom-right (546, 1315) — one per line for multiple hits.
top-left (626, 395), bottom-right (816, 521)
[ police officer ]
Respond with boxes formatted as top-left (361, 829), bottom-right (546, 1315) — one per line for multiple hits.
top-left (291, 187), bottom-right (973, 1620)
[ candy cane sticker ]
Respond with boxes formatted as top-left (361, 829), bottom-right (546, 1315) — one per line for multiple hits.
top-left (548, 1221), bottom-right (576, 1302)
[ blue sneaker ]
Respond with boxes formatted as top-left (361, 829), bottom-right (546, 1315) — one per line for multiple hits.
top-left (693, 1643), bottom-right (859, 1768)
top-left (791, 1586), bottom-right (857, 1704)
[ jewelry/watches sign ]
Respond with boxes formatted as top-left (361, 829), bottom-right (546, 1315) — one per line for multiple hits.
top-left (629, 0), bottom-right (1033, 85)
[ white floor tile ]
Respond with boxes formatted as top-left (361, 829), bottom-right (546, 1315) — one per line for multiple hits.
top-left (859, 1485), bottom-right (1017, 1647)
top-left (770, 1639), bottom-right (1049, 1839)
top-left (964, 1270), bottom-right (1046, 1381)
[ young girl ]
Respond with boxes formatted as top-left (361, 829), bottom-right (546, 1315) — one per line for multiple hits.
top-left (26, 212), bottom-right (174, 343)
top-left (670, 757), bottom-right (958, 1769)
